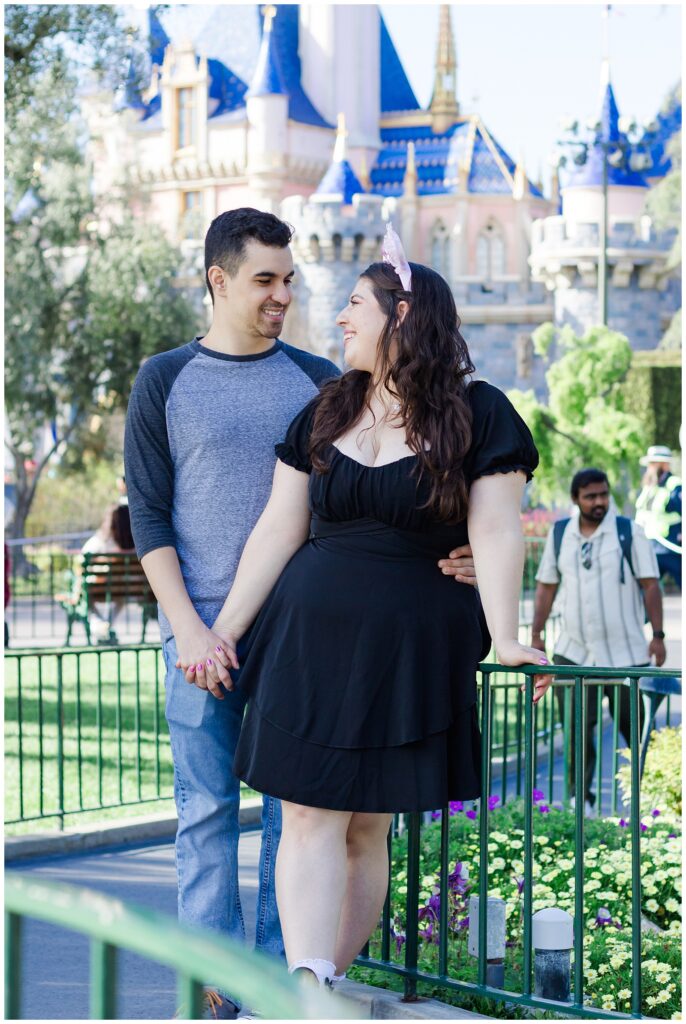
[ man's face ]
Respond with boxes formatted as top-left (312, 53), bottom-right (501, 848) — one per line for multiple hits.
top-left (574, 481), bottom-right (610, 524)
top-left (219, 240), bottom-right (294, 339)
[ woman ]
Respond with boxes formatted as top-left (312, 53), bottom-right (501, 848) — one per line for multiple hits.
top-left (184, 230), bottom-right (551, 988)
top-left (81, 504), bottom-right (135, 641)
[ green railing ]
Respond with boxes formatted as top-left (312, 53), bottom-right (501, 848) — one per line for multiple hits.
top-left (4, 644), bottom-right (677, 829)
top-left (353, 664), bottom-right (682, 1020)
top-left (4, 644), bottom-right (172, 828)
top-left (4, 875), bottom-right (357, 1020)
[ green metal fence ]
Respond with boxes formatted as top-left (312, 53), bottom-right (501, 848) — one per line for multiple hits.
top-left (4, 875), bottom-right (356, 1020)
top-left (354, 664), bottom-right (681, 1020)
top-left (4, 644), bottom-right (172, 828)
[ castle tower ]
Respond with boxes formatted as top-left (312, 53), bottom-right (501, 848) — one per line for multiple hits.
top-left (430, 5), bottom-right (459, 134)
top-left (280, 117), bottom-right (387, 364)
top-left (399, 141), bottom-right (418, 260)
top-left (246, 5), bottom-right (289, 212)
top-left (529, 60), bottom-right (679, 349)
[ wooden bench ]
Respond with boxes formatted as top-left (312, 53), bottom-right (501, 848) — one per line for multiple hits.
top-left (56, 552), bottom-right (157, 646)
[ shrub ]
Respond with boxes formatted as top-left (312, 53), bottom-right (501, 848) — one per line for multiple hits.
top-left (617, 725), bottom-right (682, 818)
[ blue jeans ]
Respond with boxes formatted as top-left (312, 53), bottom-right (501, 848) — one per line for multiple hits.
top-left (162, 636), bottom-right (284, 962)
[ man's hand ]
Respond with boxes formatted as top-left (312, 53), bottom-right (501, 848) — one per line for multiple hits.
top-left (174, 621), bottom-right (238, 699)
top-left (649, 636), bottom-right (667, 667)
top-left (438, 543), bottom-right (477, 586)
top-left (530, 633), bottom-right (546, 654)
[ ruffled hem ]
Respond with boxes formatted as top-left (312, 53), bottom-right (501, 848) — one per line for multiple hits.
top-left (471, 462), bottom-right (534, 483)
top-left (274, 443), bottom-right (311, 474)
top-left (234, 701), bottom-right (482, 812)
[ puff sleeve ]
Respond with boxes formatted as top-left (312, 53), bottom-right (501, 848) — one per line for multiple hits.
top-left (274, 398), bottom-right (318, 474)
top-left (465, 381), bottom-right (539, 483)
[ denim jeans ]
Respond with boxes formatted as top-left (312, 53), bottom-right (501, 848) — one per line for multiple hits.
top-left (162, 636), bottom-right (284, 963)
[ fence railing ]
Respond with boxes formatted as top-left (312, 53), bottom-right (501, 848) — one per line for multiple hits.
top-left (4, 875), bottom-right (355, 1020)
top-left (353, 664), bottom-right (682, 1020)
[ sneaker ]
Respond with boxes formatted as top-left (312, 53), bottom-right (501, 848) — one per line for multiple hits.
top-left (569, 796), bottom-right (595, 816)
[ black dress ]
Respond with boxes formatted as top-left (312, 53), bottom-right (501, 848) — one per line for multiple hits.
top-left (233, 381), bottom-right (538, 813)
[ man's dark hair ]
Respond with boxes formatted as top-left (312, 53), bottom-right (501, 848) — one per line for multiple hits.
top-left (571, 468), bottom-right (610, 498)
top-left (204, 208), bottom-right (293, 302)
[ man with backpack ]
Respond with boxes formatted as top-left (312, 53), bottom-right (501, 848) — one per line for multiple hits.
top-left (531, 468), bottom-right (665, 813)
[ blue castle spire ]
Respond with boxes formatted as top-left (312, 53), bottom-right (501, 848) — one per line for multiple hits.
top-left (315, 114), bottom-right (365, 205)
top-left (564, 60), bottom-right (648, 190)
top-left (148, 7), bottom-right (170, 67)
top-left (246, 5), bottom-right (288, 98)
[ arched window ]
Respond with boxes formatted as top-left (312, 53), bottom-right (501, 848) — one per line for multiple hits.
top-left (430, 221), bottom-right (451, 279)
top-left (475, 220), bottom-right (506, 279)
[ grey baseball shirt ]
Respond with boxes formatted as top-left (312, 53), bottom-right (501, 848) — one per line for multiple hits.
top-left (124, 337), bottom-right (340, 641)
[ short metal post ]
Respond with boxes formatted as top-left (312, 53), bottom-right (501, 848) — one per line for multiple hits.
top-left (468, 895), bottom-right (506, 988)
top-left (533, 908), bottom-right (573, 1002)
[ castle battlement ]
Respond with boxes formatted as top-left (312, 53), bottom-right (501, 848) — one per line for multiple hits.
top-left (283, 192), bottom-right (386, 265)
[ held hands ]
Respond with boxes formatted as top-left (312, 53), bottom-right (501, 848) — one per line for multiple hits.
top-left (174, 620), bottom-right (239, 699)
top-left (496, 638), bottom-right (553, 705)
top-left (438, 543), bottom-right (477, 585)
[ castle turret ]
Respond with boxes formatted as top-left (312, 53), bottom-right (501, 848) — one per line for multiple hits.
top-left (280, 120), bottom-right (386, 363)
top-left (246, 5), bottom-right (289, 212)
top-left (529, 60), bottom-right (678, 348)
top-left (400, 141), bottom-right (419, 260)
top-left (430, 5), bottom-right (459, 134)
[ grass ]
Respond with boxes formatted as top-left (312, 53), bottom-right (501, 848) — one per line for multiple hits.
top-left (4, 646), bottom-right (173, 833)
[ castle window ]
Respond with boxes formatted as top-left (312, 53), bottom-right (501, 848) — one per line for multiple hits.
top-left (430, 221), bottom-right (452, 280)
top-left (476, 220), bottom-right (505, 279)
top-left (180, 191), bottom-right (202, 238)
top-left (176, 87), bottom-right (195, 150)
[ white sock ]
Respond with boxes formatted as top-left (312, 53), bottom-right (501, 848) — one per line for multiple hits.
top-left (288, 958), bottom-right (336, 987)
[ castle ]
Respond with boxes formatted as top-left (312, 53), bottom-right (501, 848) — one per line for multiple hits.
top-left (85, 4), bottom-right (681, 392)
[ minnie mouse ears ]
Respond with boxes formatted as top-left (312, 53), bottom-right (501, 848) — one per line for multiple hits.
top-left (381, 223), bottom-right (412, 293)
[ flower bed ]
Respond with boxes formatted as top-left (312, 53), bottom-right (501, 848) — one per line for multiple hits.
top-left (351, 796), bottom-right (682, 1019)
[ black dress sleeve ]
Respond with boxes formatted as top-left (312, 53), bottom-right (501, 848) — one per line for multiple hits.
top-left (274, 398), bottom-right (318, 474)
top-left (465, 381), bottom-right (539, 483)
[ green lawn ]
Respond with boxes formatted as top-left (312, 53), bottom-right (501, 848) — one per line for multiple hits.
top-left (4, 646), bottom-right (174, 833)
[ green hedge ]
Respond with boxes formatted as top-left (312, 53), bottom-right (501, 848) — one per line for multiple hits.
top-left (620, 353), bottom-right (681, 451)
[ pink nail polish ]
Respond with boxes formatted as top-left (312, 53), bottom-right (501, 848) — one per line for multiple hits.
top-left (206, 659), bottom-right (213, 666)
top-left (539, 658), bottom-right (549, 665)
top-left (215, 646), bottom-right (222, 653)
top-left (196, 663), bottom-right (203, 671)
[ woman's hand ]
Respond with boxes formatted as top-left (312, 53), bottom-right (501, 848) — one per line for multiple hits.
top-left (495, 638), bottom-right (553, 705)
top-left (174, 620), bottom-right (239, 699)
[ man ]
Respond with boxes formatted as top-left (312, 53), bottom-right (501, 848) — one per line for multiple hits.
top-left (125, 208), bottom-right (475, 1017)
top-left (531, 468), bottom-right (666, 814)
top-left (635, 445), bottom-right (682, 591)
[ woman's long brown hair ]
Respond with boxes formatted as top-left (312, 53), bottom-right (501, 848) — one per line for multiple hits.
top-left (310, 261), bottom-right (475, 523)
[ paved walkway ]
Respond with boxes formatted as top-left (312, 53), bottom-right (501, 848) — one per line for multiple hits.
top-left (9, 830), bottom-right (263, 1020)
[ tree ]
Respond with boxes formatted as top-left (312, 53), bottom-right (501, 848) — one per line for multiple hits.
top-left (507, 324), bottom-right (648, 509)
top-left (5, 5), bottom-right (199, 543)
top-left (644, 84), bottom-right (681, 350)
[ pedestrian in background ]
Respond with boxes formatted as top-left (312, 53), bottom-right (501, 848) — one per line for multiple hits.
top-left (531, 467), bottom-right (665, 814)
top-left (635, 445), bottom-right (681, 591)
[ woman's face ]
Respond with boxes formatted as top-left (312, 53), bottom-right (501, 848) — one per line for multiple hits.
top-left (336, 277), bottom-right (388, 373)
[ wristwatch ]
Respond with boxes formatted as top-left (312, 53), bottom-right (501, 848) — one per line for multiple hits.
top-left (652, 630), bottom-right (666, 640)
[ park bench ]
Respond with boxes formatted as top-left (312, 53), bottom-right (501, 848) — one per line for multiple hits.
top-left (56, 552), bottom-right (157, 646)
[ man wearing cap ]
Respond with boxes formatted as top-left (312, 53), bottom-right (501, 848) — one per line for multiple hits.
top-left (636, 446), bottom-right (682, 591)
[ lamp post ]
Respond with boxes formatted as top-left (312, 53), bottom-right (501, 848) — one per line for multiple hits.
top-left (551, 119), bottom-right (652, 326)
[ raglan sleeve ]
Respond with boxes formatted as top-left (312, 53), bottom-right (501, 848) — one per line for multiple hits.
top-left (124, 360), bottom-right (176, 559)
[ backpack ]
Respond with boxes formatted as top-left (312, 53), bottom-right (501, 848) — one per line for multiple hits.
top-left (552, 515), bottom-right (635, 584)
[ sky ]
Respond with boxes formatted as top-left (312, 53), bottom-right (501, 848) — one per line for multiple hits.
top-left (380, 3), bottom-right (682, 195)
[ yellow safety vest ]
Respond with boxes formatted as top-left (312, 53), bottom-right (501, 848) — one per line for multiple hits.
top-left (635, 474), bottom-right (682, 544)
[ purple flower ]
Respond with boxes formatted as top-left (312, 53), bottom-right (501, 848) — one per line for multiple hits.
top-left (596, 907), bottom-right (613, 928)
top-left (390, 923), bottom-right (406, 955)
top-left (457, 915), bottom-right (469, 930)
top-left (668, 833), bottom-right (677, 839)
top-left (651, 809), bottom-right (661, 818)
top-left (538, 804), bottom-right (550, 814)
top-left (431, 810), bottom-right (442, 821)
top-left (488, 795), bottom-right (500, 811)
top-left (640, 822), bottom-right (648, 832)
top-left (532, 788), bottom-right (545, 804)
top-left (448, 861), bottom-right (470, 895)
top-left (514, 875), bottom-right (525, 894)
top-left (466, 809), bottom-right (477, 820)
top-left (619, 819), bottom-right (628, 828)
top-left (449, 801), bottom-right (464, 815)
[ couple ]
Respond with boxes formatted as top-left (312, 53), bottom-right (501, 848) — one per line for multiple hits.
top-left (125, 207), bottom-right (551, 1013)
